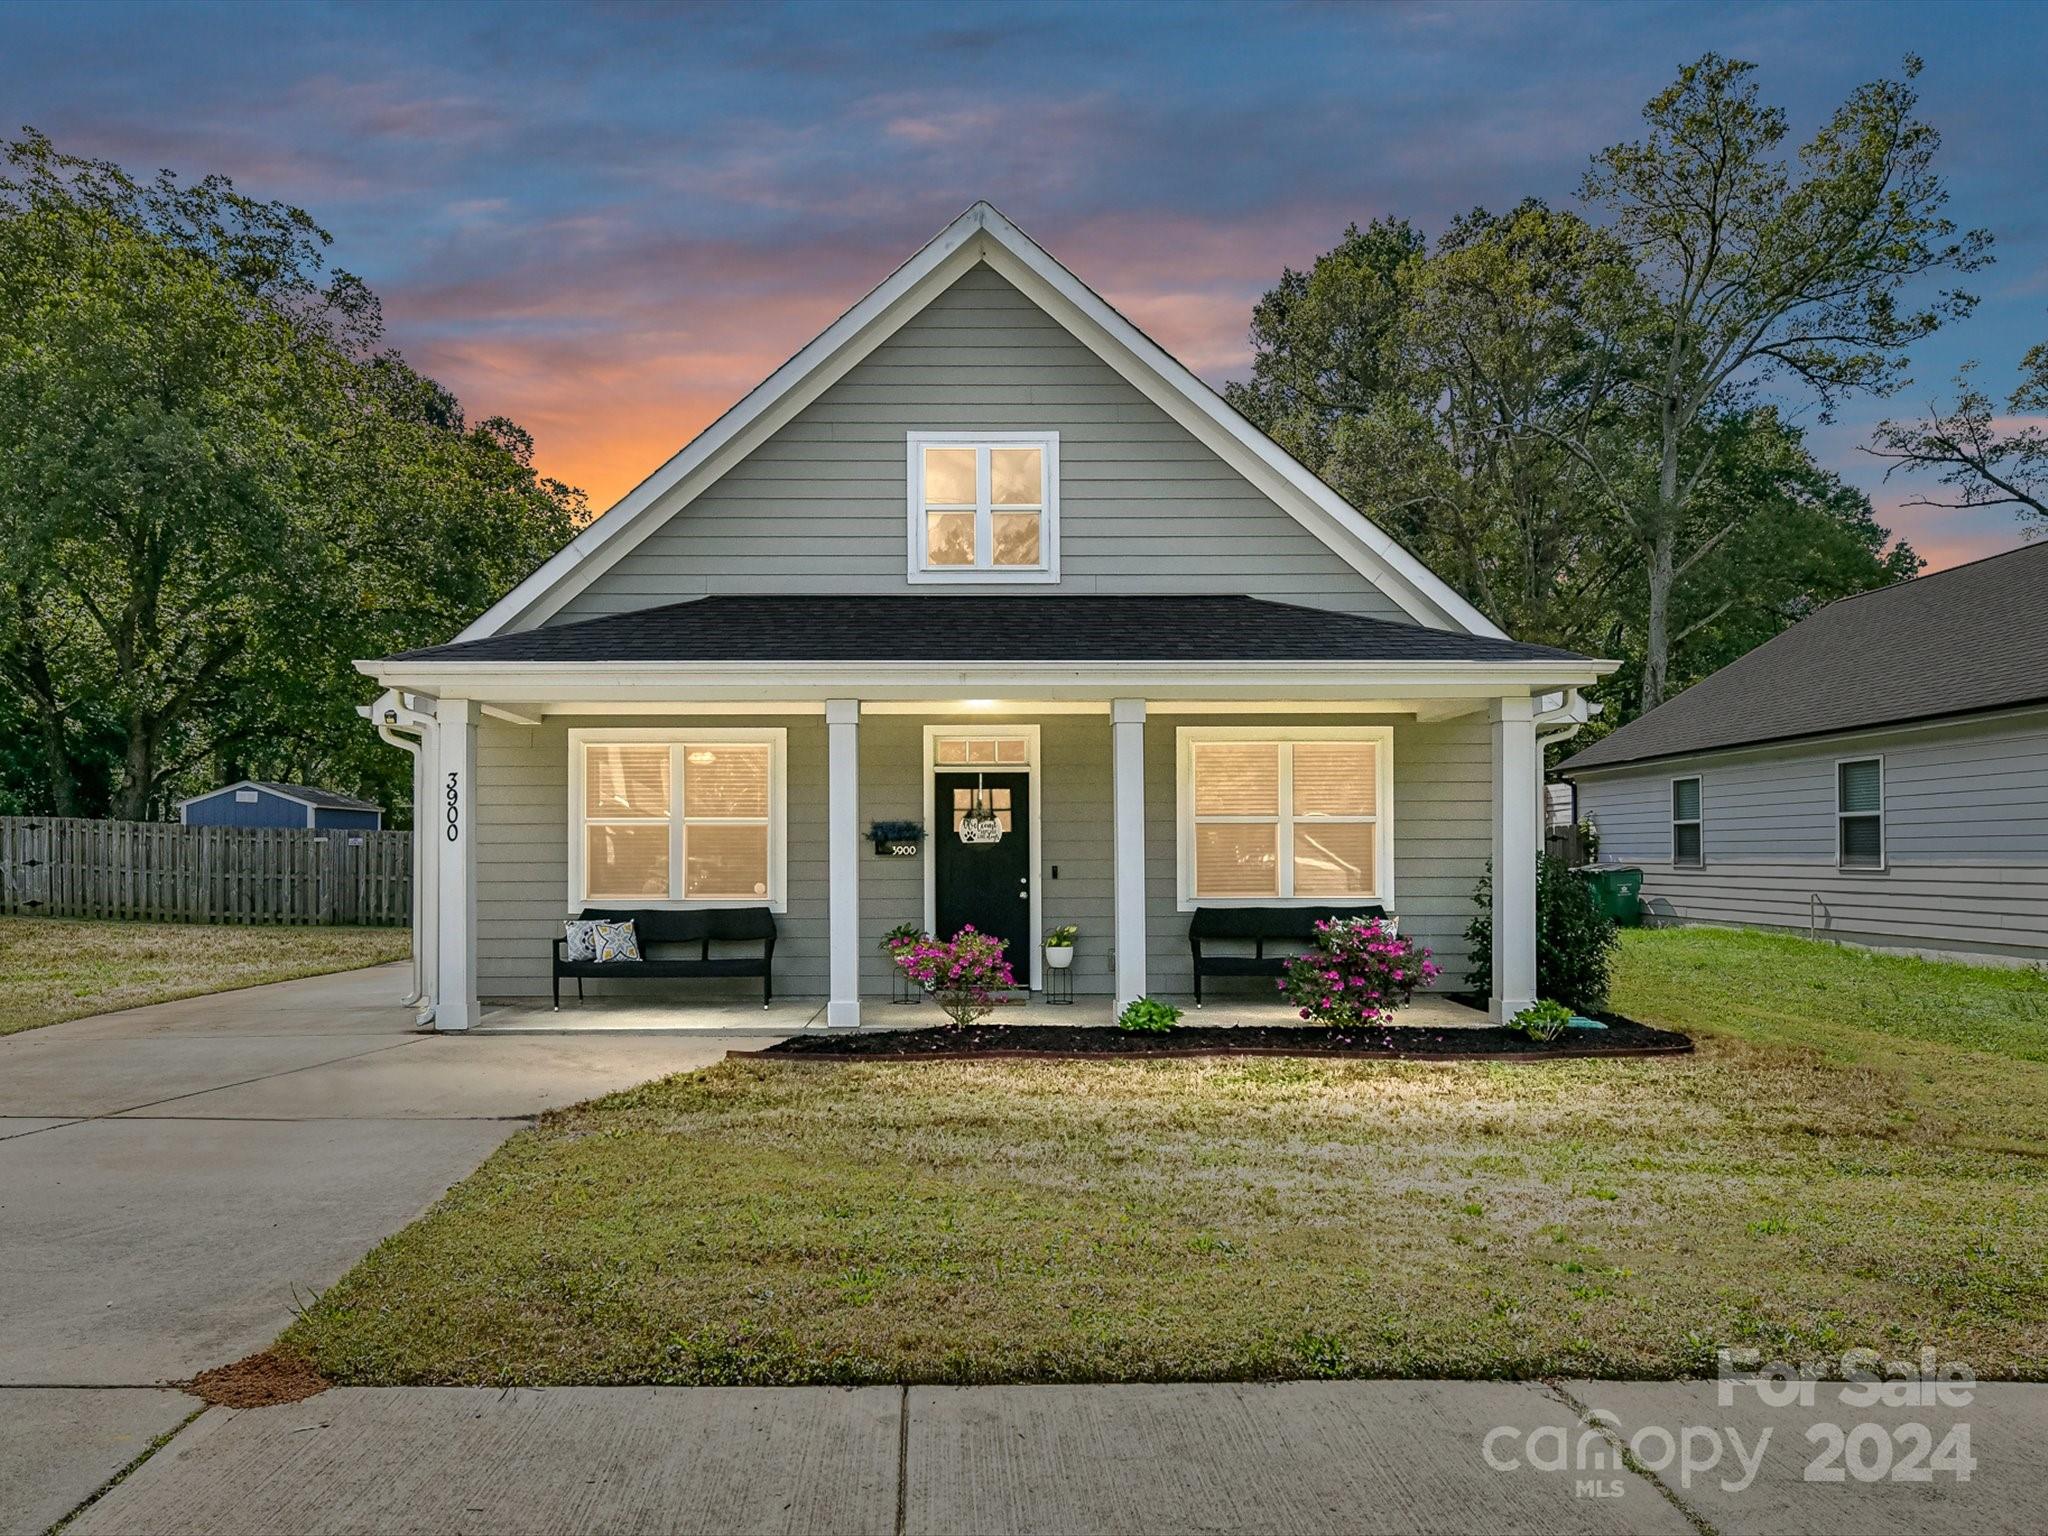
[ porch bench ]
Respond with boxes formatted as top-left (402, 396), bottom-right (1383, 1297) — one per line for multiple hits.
top-left (1187, 904), bottom-right (1390, 1006)
top-left (554, 906), bottom-right (777, 1010)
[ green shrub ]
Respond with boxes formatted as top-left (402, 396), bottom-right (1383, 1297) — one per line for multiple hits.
top-left (1509, 999), bottom-right (1574, 1042)
top-left (1117, 996), bottom-right (1182, 1033)
top-left (1464, 855), bottom-right (1618, 1011)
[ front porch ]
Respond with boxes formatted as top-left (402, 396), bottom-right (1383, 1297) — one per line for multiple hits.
top-left (472, 989), bottom-right (1493, 1035)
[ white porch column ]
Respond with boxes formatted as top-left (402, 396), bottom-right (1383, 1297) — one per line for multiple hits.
top-left (1490, 695), bottom-right (1539, 1023)
top-left (1111, 698), bottom-right (1147, 1011)
top-left (433, 698), bottom-right (479, 1032)
top-left (826, 698), bottom-right (861, 1029)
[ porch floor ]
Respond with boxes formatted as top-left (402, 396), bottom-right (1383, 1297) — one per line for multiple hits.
top-left (471, 991), bottom-right (1489, 1035)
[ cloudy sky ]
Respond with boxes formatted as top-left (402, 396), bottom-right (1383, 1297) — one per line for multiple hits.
top-left (8, 0), bottom-right (2044, 568)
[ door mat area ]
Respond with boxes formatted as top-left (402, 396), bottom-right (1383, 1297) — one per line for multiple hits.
top-left (738, 1018), bottom-right (1692, 1063)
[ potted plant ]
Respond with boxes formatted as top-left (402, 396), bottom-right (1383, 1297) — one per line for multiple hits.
top-left (1042, 924), bottom-right (1078, 969)
top-left (882, 921), bottom-right (925, 1004)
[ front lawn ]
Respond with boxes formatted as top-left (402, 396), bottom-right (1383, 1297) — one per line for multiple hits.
top-left (283, 928), bottom-right (2048, 1385)
top-left (0, 915), bottom-right (411, 1035)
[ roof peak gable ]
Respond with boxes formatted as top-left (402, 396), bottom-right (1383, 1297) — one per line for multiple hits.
top-left (450, 201), bottom-right (1506, 643)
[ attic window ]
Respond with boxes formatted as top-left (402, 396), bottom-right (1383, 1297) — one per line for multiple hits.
top-left (907, 432), bottom-right (1058, 582)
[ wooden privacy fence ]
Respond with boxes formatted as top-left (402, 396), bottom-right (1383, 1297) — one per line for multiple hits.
top-left (0, 817), bottom-right (411, 927)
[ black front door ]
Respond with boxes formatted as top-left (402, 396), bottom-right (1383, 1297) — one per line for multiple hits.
top-left (933, 770), bottom-right (1031, 985)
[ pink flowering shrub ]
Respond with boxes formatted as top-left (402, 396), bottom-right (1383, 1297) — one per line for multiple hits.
top-left (1278, 916), bottom-right (1439, 1028)
top-left (888, 924), bottom-right (1016, 1028)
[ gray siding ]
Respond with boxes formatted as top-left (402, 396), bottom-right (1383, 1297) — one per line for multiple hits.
top-left (475, 710), bottom-right (1496, 1001)
top-left (182, 788), bottom-right (309, 829)
top-left (1573, 708), bottom-right (2048, 961)
top-left (553, 263), bottom-right (1412, 623)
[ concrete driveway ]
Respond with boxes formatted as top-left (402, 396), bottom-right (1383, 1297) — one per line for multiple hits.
top-left (0, 964), bottom-right (770, 1534)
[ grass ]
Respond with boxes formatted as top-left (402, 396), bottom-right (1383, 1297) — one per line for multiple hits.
top-left (281, 927), bottom-right (2048, 1386)
top-left (0, 914), bottom-right (411, 1036)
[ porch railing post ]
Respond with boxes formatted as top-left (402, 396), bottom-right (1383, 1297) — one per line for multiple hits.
top-left (1111, 698), bottom-right (1147, 1011)
top-left (1490, 695), bottom-right (1539, 1022)
top-left (826, 699), bottom-right (862, 1028)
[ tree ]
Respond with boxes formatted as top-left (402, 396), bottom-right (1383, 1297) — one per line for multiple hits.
top-left (1865, 343), bottom-right (2048, 535)
top-left (0, 131), bottom-right (580, 821)
top-left (1576, 54), bottom-right (1988, 709)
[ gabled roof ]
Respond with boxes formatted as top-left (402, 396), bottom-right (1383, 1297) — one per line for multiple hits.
top-left (177, 780), bottom-right (381, 812)
top-left (392, 595), bottom-right (1583, 666)
top-left (1562, 541), bottom-right (2048, 773)
top-left (455, 201), bottom-right (1505, 644)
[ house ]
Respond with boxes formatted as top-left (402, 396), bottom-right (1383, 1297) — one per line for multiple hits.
top-left (1561, 542), bottom-right (2048, 964)
top-left (176, 780), bottom-right (384, 831)
top-left (358, 203), bottom-right (1613, 1031)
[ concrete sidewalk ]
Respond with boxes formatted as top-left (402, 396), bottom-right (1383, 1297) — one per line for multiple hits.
top-left (59, 1379), bottom-right (2048, 1535)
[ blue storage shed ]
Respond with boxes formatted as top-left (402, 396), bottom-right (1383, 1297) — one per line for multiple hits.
top-left (176, 780), bottom-right (384, 831)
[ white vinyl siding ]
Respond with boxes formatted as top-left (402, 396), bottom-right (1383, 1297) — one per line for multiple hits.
top-left (551, 264), bottom-right (1415, 621)
top-left (1573, 708), bottom-right (2048, 963)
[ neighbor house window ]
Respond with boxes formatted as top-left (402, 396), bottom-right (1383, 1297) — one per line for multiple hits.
top-left (570, 731), bottom-right (786, 909)
top-left (907, 431), bottom-right (1058, 581)
top-left (1671, 777), bottom-right (1702, 867)
top-left (1837, 757), bottom-right (1885, 870)
top-left (1177, 729), bottom-right (1391, 907)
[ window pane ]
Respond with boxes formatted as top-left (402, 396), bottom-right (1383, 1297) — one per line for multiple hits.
top-left (992, 510), bottom-right (1041, 566)
top-left (586, 823), bottom-right (669, 899)
top-left (1672, 778), bottom-right (1701, 821)
top-left (1838, 760), bottom-right (1881, 815)
top-left (683, 744), bottom-right (769, 818)
top-left (927, 510), bottom-right (975, 565)
top-left (1193, 743), bottom-right (1279, 816)
top-left (1841, 815), bottom-right (1883, 868)
top-left (685, 824), bottom-right (769, 898)
top-left (965, 738), bottom-right (996, 763)
top-left (989, 446), bottom-right (1042, 505)
top-left (996, 738), bottom-right (1027, 763)
top-left (923, 446), bottom-right (975, 505)
top-left (1292, 742), bottom-right (1376, 817)
top-left (1674, 823), bottom-right (1702, 866)
top-left (936, 739), bottom-right (967, 764)
top-left (1195, 823), bottom-right (1278, 896)
top-left (1294, 822), bottom-right (1374, 897)
top-left (586, 745), bottom-right (670, 819)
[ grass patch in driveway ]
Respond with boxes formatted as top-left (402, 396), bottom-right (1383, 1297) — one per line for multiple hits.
top-left (282, 931), bottom-right (2048, 1386)
top-left (0, 914), bottom-right (410, 1035)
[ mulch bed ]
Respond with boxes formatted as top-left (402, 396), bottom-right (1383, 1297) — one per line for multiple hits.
top-left (186, 1350), bottom-right (329, 1408)
top-left (742, 1012), bottom-right (1692, 1064)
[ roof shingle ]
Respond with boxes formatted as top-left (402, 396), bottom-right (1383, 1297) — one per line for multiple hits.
top-left (1562, 542), bottom-right (2048, 773)
top-left (384, 595), bottom-right (1586, 667)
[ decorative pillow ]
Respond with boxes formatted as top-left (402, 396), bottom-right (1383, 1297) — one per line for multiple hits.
top-left (563, 919), bottom-right (604, 962)
top-left (592, 919), bottom-right (642, 964)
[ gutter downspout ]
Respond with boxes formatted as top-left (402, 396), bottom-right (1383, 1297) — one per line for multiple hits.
top-left (361, 691), bottom-right (438, 1026)
top-left (1534, 688), bottom-right (1597, 859)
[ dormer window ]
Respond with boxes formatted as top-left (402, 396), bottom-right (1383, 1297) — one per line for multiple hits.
top-left (907, 431), bottom-right (1059, 582)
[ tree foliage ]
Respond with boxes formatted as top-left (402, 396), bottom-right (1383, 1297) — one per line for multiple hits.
top-left (0, 131), bottom-right (582, 821)
top-left (1231, 54), bottom-right (1972, 729)
top-left (1866, 342), bottom-right (2048, 535)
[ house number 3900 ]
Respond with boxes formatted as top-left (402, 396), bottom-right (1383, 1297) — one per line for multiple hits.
top-left (445, 771), bottom-right (461, 842)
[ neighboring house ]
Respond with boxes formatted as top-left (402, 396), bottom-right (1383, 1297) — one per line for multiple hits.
top-left (1562, 542), bottom-right (2048, 964)
top-left (360, 203), bottom-right (1613, 1031)
top-left (176, 780), bottom-right (384, 831)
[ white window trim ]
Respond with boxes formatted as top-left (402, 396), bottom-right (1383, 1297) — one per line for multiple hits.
top-left (1835, 754), bottom-right (1886, 872)
top-left (566, 727), bottom-right (788, 912)
top-left (1670, 775), bottom-right (1703, 868)
top-left (1175, 725), bottom-right (1394, 910)
top-left (921, 725), bottom-right (1042, 990)
top-left (906, 430), bottom-right (1060, 583)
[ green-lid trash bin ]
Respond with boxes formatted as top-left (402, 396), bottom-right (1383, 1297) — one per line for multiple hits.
top-left (1581, 865), bottom-right (1644, 927)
